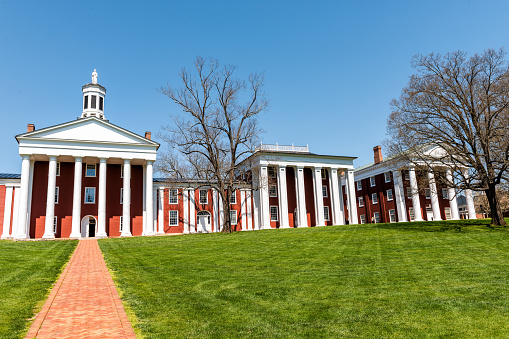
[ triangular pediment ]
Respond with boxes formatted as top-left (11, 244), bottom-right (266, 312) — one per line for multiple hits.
top-left (17, 117), bottom-right (158, 146)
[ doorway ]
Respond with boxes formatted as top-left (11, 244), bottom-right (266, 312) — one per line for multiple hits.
top-left (197, 211), bottom-right (211, 233)
top-left (426, 208), bottom-right (434, 221)
top-left (81, 216), bottom-right (97, 237)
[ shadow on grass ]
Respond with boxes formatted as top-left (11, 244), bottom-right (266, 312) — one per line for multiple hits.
top-left (373, 218), bottom-right (509, 233)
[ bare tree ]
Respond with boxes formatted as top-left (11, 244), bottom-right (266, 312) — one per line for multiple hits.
top-left (158, 57), bottom-right (268, 232)
top-left (386, 49), bottom-right (509, 226)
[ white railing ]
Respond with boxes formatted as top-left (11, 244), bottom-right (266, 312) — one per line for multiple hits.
top-left (255, 143), bottom-right (309, 153)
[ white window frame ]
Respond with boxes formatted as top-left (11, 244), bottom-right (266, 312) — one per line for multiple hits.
top-left (55, 186), bottom-right (59, 204)
top-left (321, 168), bottom-right (326, 179)
top-left (425, 188), bottom-right (431, 199)
top-left (324, 206), bottom-right (330, 221)
top-left (406, 187), bottom-right (412, 199)
top-left (404, 170), bottom-right (410, 180)
top-left (372, 193), bottom-right (378, 204)
top-left (270, 206), bottom-right (278, 221)
top-left (444, 207), bottom-right (452, 220)
top-left (56, 162), bottom-right (61, 176)
top-left (121, 164), bottom-right (124, 178)
top-left (358, 196), bottom-right (364, 207)
top-left (268, 167), bottom-right (277, 178)
top-left (269, 185), bottom-right (277, 197)
top-left (373, 212), bottom-right (380, 223)
top-left (370, 176), bottom-right (376, 187)
top-left (409, 207), bottom-right (415, 221)
top-left (169, 210), bottom-right (178, 226)
top-left (53, 216), bottom-right (57, 234)
top-left (360, 214), bottom-right (366, 224)
top-left (169, 189), bottom-right (178, 204)
top-left (442, 188), bottom-right (449, 199)
top-left (230, 191), bottom-right (236, 204)
top-left (356, 181), bottom-right (362, 191)
top-left (389, 209), bottom-right (396, 223)
top-left (384, 172), bottom-right (391, 183)
top-left (386, 189), bottom-right (393, 201)
top-left (199, 189), bottom-right (208, 204)
top-left (85, 187), bottom-right (96, 204)
top-left (230, 210), bottom-right (238, 225)
top-left (86, 164), bottom-right (96, 177)
top-left (322, 185), bottom-right (328, 198)
top-left (119, 216), bottom-right (123, 232)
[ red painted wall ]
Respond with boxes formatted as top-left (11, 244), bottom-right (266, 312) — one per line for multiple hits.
top-left (303, 168), bottom-right (315, 226)
top-left (286, 167), bottom-right (297, 227)
top-left (0, 185), bottom-right (5, 233)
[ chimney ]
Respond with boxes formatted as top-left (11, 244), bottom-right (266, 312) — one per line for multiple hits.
top-left (27, 124), bottom-right (35, 133)
top-left (373, 145), bottom-right (383, 164)
top-left (145, 131), bottom-right (151, 140)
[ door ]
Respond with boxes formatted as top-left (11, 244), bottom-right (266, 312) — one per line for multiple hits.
top-left (197, 211), bottom-right (211, 232)
top-left (81, 216), bottom-right (97, 237)
top-left (426, 208), bottom-right (434, 221)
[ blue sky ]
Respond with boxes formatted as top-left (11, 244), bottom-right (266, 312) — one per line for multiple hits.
top-left (1, 0), bottom-right (509, 173)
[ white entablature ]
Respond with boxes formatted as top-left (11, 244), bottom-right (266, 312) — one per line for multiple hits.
top-left (16, 116), bottom-right (159, 162)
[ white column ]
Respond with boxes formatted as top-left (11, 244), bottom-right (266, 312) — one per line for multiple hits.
top-left (462, 168), bottom-right (477, 219)
top-left (70, 157), bottom-right (83, 238)
top-left (329, 168), bottom-right (344, 225)
top-left (295, 166), bottom-right (308, 227)
top-left (408, 166), bottom-right (423, 221)
top-left (189, 189), bottom-right (195, 233)
top-left (26, 160), bottom-right (34, 237)
top-left (121, 159), bottom-right (132, 236)
top-left (145, 161), bottom-right (155, 235)
top-left (142, 164), bottom-right (147, 235)
top-left (313, 167), bottom-right (325, 226)
top-left (446, 168), bottom-right (460, 220)
top-left (259, 166), bottom-right (271, 229)
top-left (218, 191), bottom-right (224, 232)
top-left (240, 190), bottom-right (247, 230)
top-left (277, 165), bottom-right (290, 228)
top-left (158, 187), bottom-right (165, 234)
top-left (183, 189), bottom-right (189, 234)
top-left (337, 171), bottom-right (346, 224)
top-left (153, 188), bottom-right (157, 234)
top-left (427, 170), bottom-right (442, 221)
top-left (96, 158), bottom-right (108, 237)
top-left (392, 169), bottom-right (407, 222)
top-left (345, 169), bottom-right (358, 224)
top-left (15, 155), bottom-right (31, 239)
top-left (246, 190), bottom-right (253, 230)
top-left (12, 186), bottom-right (20, 237)
top-left (213, 189), bottom-right (219, 232)
top-left (1, 186), bottom-right (13, 239)
top-left (43, 156), bottom-right (57, 239)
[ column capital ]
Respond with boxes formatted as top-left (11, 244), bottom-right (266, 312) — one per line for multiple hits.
top-left (146, 160), bottom-right (153, 165)
top-left (123, 158), bottom-right (132, 163)
top-left (99, 158), bottom-right (107, 163)
top-left (48, 156), bottom-right (58, 161)
top-left (74, 157), bottom-right (83, 162)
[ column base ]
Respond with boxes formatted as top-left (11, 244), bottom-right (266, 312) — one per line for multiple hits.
top-left (279, 224), bottom-right (291, 229)
top-left (260, 225), bottom-right (272, 230)
top-left (69, 233), bottom-right (82, 238)
top-left (13, 234), bottom-right (27, 240)
top-left (96, 232), bottom-right (108, 238)
top-left (315, 224), bottom-right (326, 227)
top-left (146, 231), bottom-right (155, 236)
top-left (120, 232), bottom-right (132, 237)
top-left (42, 233), bottom-right (55, 239)
top-left (1, 235), bottom-right (12, 240)
top-left (156, 231), bottom-right (165, 235)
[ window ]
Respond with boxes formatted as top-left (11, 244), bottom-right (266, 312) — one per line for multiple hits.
top-left (360, 214), bottom-right (366, 224)
top-left (370, 176), bottom-right (376, 187)
top-left (324, 206), bottom-right (330, 221)
top-left (269, 185), bottom-right (277, 197)
top-left (321, 168), bottom-right (326, 179)
top-left (119, 216), bottom-right (123, 232)
top-left (373, 212), bottom-right (380, 223)
top-left (425, 188), bottom-right (431, 199)
top-left (85, 187), bottom-right (96, 203)
top-left (86, 164), bottom-right (96, 177)
top-left (55, 187), bottom-right (59, 204)
top-left (358, 196), bottom-right (364, 207)
top-left (384, 172), bottom-right (391, 182)
top-left (169, 210), bottom-right (178, 226)
top-left (442, 188), bottom-right (449, 199)
top-left (230, 191), bottom-right (236, 204)
top-left (199, 189), bottom-right (208, 204)
top-left (389, 209), bottom-right (396, 222)
top-left (169, 189), bottom-right (178, 204)
top-left (406, 187), bottom-right (412, 198)
top-left (445, 207), bottom-right (452, 220)
top-left (372, 193), bottom-right (378, 204)
top-left (322, 186), bottom-right (328, 197)
top-left (53, 216), bottom-right (57, 234)
top-left (121, 165), bottom-right (124, 178)
top-left (387, 189), bottom-right (393, 201)
top-left (84, 95), bottom-right (89, 109)
top-left (270, 206), bottom-right (278, 221)
top-left (56, 162), bottom-right (60, 176)
top-left (268, 167), bottom-right (276, 178)
top-left (91, 95), bottom-right (97, 109)
top-left (409, 207), bottom-right (415, 221)
top-left (230, 210), bottom-right (238, 225)
top-left (404, 170), bottom-right (410, 180)
top-left (99, 97), bottom-right (104, 111)
top-left (356, 181), bottom-right (362, 191)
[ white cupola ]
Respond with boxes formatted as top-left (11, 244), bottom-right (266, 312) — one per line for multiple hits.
top-left (80, 69), bottom-right (106, 119)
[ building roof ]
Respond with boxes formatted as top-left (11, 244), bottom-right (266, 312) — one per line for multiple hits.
top-left (0, 173), bottom-right (21, 179)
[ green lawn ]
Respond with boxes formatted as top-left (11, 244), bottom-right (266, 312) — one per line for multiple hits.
top-left (99, 219), bottom-right (509, 338)
top-left (0, 240), bottom-right (77, 339)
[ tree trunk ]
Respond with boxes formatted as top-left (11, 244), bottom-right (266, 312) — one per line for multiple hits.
top-left (221, 190), bottom-right (232, 233)
top-left (485, 185), bottom-right (507, 226)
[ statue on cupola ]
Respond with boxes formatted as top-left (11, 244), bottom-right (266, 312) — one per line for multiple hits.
top-left (80, 69), bottom-right (107, 120)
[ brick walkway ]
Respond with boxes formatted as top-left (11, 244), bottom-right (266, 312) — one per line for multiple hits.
top-left (25, 239), bottom-right (137, 339)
